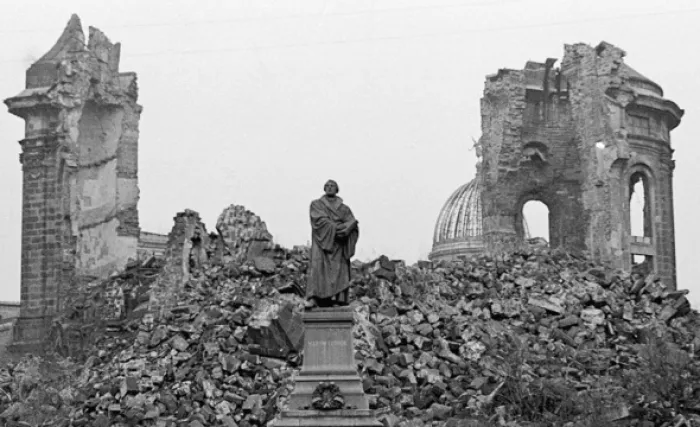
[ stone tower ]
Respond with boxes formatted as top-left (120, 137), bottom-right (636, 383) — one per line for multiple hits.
top-left (4, 15), bottom-right (142, 349)
top-left (477, 42), bottom-right (683, 288)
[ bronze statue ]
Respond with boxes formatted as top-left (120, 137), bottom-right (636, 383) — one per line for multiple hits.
top-left (306, 180), bottom-right (359, 309)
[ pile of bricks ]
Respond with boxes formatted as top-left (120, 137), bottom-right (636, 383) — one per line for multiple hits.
top-left (1, 209), bottom-right (700, 426)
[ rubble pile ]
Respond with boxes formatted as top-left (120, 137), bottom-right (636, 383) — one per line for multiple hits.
top-left (0, 244), bottom-right (311, 427)
top-left (216, 205), bottom-right (276, 264)
top-left (49, 257), bottom-right (166, 359)
top-left (352, 251), bottom-right (700, 426)
top-left (1, 208), bottom-right (700, 426)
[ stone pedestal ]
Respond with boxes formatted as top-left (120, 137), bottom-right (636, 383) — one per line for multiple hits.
top-left (270, 307), bottom-right (381, 427)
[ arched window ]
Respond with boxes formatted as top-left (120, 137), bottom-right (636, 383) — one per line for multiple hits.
top-left (629, 172), bottom-right (651, 239)
top-left (522, 200), bottom-right (549, 246)
top-left (629, 170), bottom-right (653, 273)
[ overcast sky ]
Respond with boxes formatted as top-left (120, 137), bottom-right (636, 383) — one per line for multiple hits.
top-left (1, 0), bottom-right (698, 305)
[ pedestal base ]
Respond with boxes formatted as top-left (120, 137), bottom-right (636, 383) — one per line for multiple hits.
top-left (273, 409), bottom-right (382, 427)
top-left (269, 307), bottom-right (381, 427)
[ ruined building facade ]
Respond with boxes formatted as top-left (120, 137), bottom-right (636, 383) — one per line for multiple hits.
top-left (432, 42), bottom-right (683, 289)
top-left (4, 16), bottom-right (165, 349)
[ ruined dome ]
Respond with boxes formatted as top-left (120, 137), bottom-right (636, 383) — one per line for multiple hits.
top-left (620, 63), bottom-right (664, 97)
top-left (429, 179), bottom-right (484, 261)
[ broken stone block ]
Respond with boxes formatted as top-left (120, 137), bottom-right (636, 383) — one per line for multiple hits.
top-left (120, 376), bottom-right (140, 396)
top-left (490, 299), bottom-right (521, 318)
top-left (216, 205), bottom-right (274, 262)
top-left (150, 325), bottom-right (169, 347)
top-left (465, 282), bottom-right (484, 297)
top-left (527, 295), bottom-right (564, 314)
top-left (242, 394), bottom-right (263, 412)
top-left (369, 255), bottom-right (398, 281)
top-left (247, 300), bottom-right (303, 358)
top-left (658, 296), bottom-right (690, 322)
top-left (558, 315), bottom-right (579, 328)
top-left (170, 334), bottom-right (189, 352)
top-left (580, 308), bottom-right (605, 327)
top-left (515, 277), bottom-right (536, 288)
top-left (428, 403), bottom-right (453, 420)
top-left (252, 257), bottom-right (276, 275)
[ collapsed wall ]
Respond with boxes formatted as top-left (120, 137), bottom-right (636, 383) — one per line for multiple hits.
top-left (477, 42), bottom-right (683, 288)
top-left (4, 15), bottom-right (142, 349)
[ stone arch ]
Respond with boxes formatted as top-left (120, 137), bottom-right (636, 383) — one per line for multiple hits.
top-left (514, 191), bottom-right (555, 245)
top-left (625, 162), bottom-right (657, 274)
top-left (626, 162), bottom-right (656, 236)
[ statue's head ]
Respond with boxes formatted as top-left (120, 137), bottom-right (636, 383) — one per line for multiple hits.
top-left (324, 180), bottom-right (339, 197)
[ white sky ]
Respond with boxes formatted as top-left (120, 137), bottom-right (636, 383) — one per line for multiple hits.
top-left (1, 0), bottom-right (699, 305)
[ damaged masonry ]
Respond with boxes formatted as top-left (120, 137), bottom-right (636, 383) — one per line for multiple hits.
top-left (431, 42), bottom-right (683, 290)
top-left (1, 14), bottom-right (699, 427)
top-left (3, 15), bottom-right (167, 350)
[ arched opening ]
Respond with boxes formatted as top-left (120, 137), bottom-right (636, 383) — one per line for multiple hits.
top-left (629, 171), bottom-right (653, 273)
top-left (522, 200), bottom-right (549, 247)
top-left (629, 172), bottom-right (651, 239)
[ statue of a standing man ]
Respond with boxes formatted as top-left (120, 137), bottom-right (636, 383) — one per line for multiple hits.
top-left (306, 180), bottom-right (359, 309)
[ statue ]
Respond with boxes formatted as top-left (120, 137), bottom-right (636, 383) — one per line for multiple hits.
top-left (306, 180), bottom-right (359, 309)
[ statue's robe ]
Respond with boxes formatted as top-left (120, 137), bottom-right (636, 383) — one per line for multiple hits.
top-left (307, 195), bottom-right (359, 300)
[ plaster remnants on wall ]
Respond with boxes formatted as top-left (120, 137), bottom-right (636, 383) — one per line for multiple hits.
top-left (4, 15), bottom-right (145, 348)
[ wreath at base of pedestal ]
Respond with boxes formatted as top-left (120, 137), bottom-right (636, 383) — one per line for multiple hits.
top-left (311, 381), bottom-right (345, 410)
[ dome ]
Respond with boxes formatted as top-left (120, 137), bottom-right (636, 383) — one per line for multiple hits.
top-left (620, 63), bottom-right (664, 97)
top-left (429, 179), bottom-right (484, 261)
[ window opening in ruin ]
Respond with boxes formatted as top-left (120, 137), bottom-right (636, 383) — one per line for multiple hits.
top-left (522, 200), bottom-right (549, 247)
top-left (632, 255), bottom-right (653, 275)
top-left (629, 115), bottom-right (651, 136)
top-left (522, 141), bottom-right (549, 164)
top-left (629, 172), bottom-right (651, 239)
top-left (629, 171), bottom-right (653, 274)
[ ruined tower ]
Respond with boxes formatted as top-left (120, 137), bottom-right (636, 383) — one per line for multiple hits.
top-left (4, 15), bottom-right (142, 349)
top-left (477, 42), bottom-right (683, 288)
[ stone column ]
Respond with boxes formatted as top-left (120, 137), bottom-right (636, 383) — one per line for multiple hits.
top-left (11, 134), bottom-right (65, 350)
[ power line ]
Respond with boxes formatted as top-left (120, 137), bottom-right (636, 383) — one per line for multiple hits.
top-left (0, 0), bottom-right (523, 35)
top-left (1, 6), bottom-right (698, 64)
top-left (120, 7), bottom-right (700, 58)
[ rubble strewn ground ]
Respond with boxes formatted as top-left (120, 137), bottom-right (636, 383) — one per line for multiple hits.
top-left (0, 330), bottom-right (20, 366)
top-left (2, 207), bottom-right (700, 427)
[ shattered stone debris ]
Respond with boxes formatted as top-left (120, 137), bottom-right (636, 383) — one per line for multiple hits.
top-left (431, 41), bottom-right (684, 292)
top-left (2, 13), bottom-right (697, 427)
top-left (1, 205), bottom-right (700, 425)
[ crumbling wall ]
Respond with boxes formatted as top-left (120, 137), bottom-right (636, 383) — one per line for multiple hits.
top-left (148, 210), bottom-right (209, 318)
top-left (73, 101), bottom-right (139, 278)
top-left (478, 42), bottom-right (683, 288)
top-left (4, 15), bottom-right (142, 348)
top-left (137, 231), bottom-right (169, 259)
top-left (216, 204), bottom-right (275, 262)
top-left (148, 206), bottom-right (286, 320)
top-left (479, 62), bottom-right (585, 251)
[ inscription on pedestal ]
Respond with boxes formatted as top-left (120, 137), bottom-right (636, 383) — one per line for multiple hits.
top-left (306, 340), bottom-right (349, 366)
top-left (303, 326), bottom-right (354, 374)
